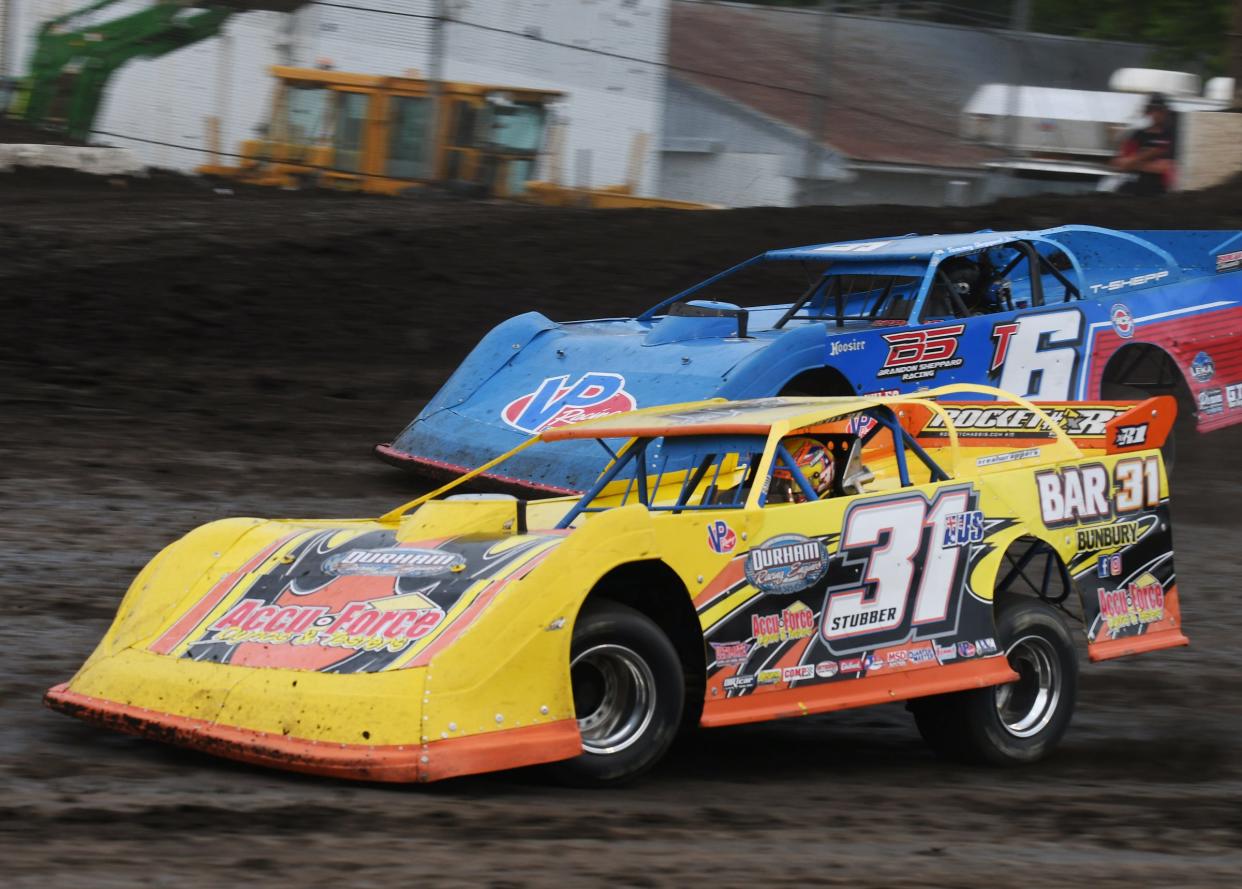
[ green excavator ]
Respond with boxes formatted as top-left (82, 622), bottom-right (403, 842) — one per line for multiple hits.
top-left (12, 0), bottom-right (307, 142)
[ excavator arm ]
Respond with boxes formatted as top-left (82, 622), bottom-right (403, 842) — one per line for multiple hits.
top-left (19, 1), bottom-right (306, 142)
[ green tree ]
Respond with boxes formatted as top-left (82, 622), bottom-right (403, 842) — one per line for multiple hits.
top-left (1031, 0), bottom-right (1232, 73)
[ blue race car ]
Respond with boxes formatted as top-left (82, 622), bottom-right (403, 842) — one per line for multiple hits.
top-left (378, 226), bottom-right (1242, 493)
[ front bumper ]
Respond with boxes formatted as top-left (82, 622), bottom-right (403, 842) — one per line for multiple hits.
top-left (46, 683), bottom-right (580, 783)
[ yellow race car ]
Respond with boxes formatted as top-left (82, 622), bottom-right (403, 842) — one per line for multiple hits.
top-left (47, 385), bottom-right (1188, 785)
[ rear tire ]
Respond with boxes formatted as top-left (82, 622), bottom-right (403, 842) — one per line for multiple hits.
top-left (546, 600), bottom-right (684, 786)
top-left (910, 598), bottom-right (1078, 765)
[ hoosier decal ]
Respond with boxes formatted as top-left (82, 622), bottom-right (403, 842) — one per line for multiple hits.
top-left (744, 534), bottom-right (830, 594)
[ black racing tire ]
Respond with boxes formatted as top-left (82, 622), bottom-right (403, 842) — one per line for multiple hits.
top-left (545, 600), bottom-right (685, 786)
top-left (910, 598), bottom-right (1079, 765)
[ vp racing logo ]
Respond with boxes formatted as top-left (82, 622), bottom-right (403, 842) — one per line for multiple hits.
top-left (502, 372), bottom-right (637, 433)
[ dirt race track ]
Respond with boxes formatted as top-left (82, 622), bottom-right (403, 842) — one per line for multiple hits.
top-left (2, 171), bottom-right (1241, 887)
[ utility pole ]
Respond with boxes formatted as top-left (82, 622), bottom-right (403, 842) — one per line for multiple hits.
top-left (1230, 0), bottom-right (1242, 110)
top-left (429, 0), bottom-right (447, 179)
top-left (1011, 0), bottom-right (1031, 31)
top-left (801, 0), bottom-right (833, 204)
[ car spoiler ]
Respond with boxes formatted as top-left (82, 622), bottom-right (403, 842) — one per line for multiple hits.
top-left (903, 396), bottom-right (1176, 453)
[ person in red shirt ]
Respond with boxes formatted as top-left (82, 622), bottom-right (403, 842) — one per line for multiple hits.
top-left (1109, 94), bottom-right (1178, 195)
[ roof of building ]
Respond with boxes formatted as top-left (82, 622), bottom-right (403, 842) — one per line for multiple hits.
top-left (667, 4), bottom-right (1007, 169)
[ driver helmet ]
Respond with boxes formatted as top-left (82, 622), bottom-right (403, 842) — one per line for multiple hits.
top-left (772, 436), bottom-right (834, 502)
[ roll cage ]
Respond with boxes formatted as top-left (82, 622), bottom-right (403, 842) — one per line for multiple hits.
top-left (637, 234), bottom-right (1093, 330)
top-left (553, 403), bottom-right (953, 528)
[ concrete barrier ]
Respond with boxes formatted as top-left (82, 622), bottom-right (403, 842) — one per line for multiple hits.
top-left (0, 144), bottom-right (144, 175)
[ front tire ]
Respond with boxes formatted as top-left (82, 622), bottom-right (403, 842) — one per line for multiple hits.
top-left (547, 600), bottom-right (684, 786)
top-left (911, 598), bottom-right (1078, 765)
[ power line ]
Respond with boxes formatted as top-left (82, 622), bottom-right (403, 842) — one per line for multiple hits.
top-left (306, 0), bottom-right (964, 139)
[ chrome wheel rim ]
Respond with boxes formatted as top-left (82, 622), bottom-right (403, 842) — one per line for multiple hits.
top-left (570, 643), bottom-right (656, 755)
top-left (994, 634), bottom-right (1061, 738)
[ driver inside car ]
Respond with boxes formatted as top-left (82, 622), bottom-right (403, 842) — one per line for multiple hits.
top-left (768, 436), bottom-right (835, 504)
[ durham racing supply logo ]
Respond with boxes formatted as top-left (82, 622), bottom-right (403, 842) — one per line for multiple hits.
top-left (207, 596), bottom-right (445, 654)
top-left (322, 547), bottom-right (465, 578)
top-left (878, 325), bottom-right (964, 382)
top-left (744, 534), bottom-right (830, 594)
top-left (502, 372), bottom-right (637, 433)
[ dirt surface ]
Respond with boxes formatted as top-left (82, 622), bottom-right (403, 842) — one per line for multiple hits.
top-left (2, 175), bottom-right (1241, 887)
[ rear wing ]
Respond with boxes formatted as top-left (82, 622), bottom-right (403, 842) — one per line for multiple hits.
top-left (903, 397), bottom-right (1176, 454)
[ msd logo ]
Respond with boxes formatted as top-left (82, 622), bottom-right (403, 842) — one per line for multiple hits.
top-left (502, 373), bottom-right (637, 433)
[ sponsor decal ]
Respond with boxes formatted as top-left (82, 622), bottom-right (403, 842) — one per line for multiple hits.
top-left (957, 641), bottom-right (977, 658)
top-left (209, 598), bottom-right (444, 653)
top-left (1097, 575), bottom-right (1165, 632)
top-left (756, 668), bottom-right (783, 685)
top-left (862, 388), bottom-right (900, 397)
top-left (908, 647), bottom-right (937, 664)
top-left (849, 413), bottom-right (878, 437)
top-left (935, 642), bottom-right (957, 663)
top-left (723, 674), bottom-right (757, 692)
top-left (922, 406), bottom-right (1124, 439)
top-left (989, 321), bottom-right (1020, 374)
top-left (886, 649), bottom-right (909, 666)
top-left (1190, 351), bottom-right (1216, 383)
top-left (830, 339), bottom-right (866, 357)
top-left (745, 534), bottom-right (830, 594)
top-left (1216, 250), bottom-right (1242, 273)
top-left (1036, 463), bottom-right (1113, 527)
top-left (977, 447), bottom-right (1041, 467)
top-left (752, 601), bottom-right (817, 647)
top-left (839, 657), bottom-right (864, 673)
top-left (976, 637), bottom-right (999, 655)
top-left (710, 641), bottom-right (751, 667)
top-left (1199, 388), bottom-right (1224, 415)
top-left (1110, 303), bottom-right (1135, 338)
top-left (878, 324), bottom-right (965, 382)
top-left (1097, 554), bottom-right (1123, 579)
top-left (942, 510), bottom-right (984, 547)
top-left (501, 372), bottom-right (636, 433)
top-left (1114, 424), bottom-right (1147, 448)
top-left (815, 660), bottom-right (839, 678)
top-left (707, 519), bottom-right (737, 554)
top-left (1227, 383), bottom-right (1242, 409)
top-left (865, 653), bottom-right (885, 670)
top-left (813, 240), bottom-right (892, 254)
top-left (1076, 520), bottom-right (1142, 550)
top-left (782, 664), bottom-right (816, 683)
top-left (1090, 272), bottom-right (1169, 296)
top-left (322, 547), bottom-right (465, 578)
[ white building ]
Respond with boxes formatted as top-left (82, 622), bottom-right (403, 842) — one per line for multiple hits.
top-left (3, 0), bottom-right (668, 194)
